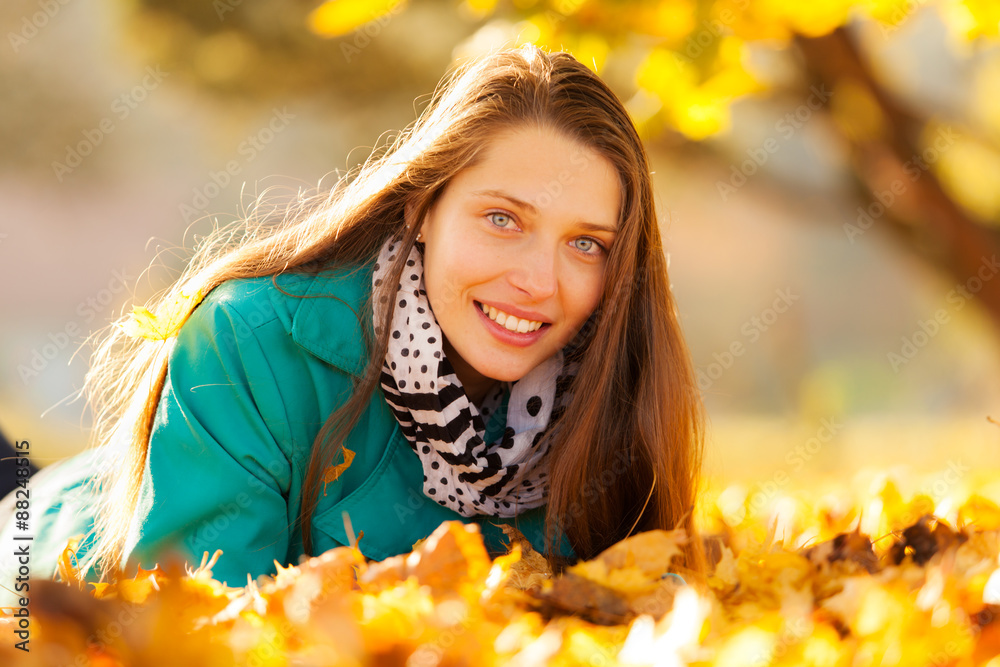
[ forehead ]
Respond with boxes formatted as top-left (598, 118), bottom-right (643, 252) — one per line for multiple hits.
top-left (447, 125), bottom-right (622, 226)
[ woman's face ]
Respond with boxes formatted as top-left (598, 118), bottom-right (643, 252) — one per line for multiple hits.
top-left (414, 123), bottom-right (622, 397)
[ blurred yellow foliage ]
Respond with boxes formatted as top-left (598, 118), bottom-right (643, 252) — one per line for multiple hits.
top-left (636, 38), bottom-right (763, 139)
top-left (428, 0), bottom-right (1000, 146)
top-left (954, 0), bottom-right (1000, 40)
top-left (936, 133), bottom-right (1000, 223)
top-left (308, 0), bottom-right (407, 38)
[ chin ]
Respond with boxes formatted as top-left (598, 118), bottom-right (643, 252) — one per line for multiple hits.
top-left (479, 360), bottom-right (540, 383)
top-left (473, 367), bottom-right (516, 383)
top-left (491, 371), bottom-right (527, 383)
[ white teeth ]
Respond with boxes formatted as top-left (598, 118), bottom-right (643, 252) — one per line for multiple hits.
top-left (478, 302), bottom-right (544, 333)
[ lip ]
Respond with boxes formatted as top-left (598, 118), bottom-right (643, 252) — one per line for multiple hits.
top-left (474, 300), bottom-right (551, 347)
top-left (477, 300), bottom-right (552, 324)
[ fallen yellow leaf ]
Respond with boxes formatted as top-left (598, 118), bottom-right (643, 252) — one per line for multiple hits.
top-left (119, 287), bottom-right (206, 341)
top-left (323, 446), bottom-right (355, 486)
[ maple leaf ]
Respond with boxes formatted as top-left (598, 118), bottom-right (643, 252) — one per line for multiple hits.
top-left (55, 533), bottom-right (87, 589)
top-left (587, 528), bottom-right (687, 577)
top-left (359, 521), bottom-right (493, 600)
top-left (118, 287), bottom-right (205, 341)
top-left (323, 446), bottom-right (355, 486)
top-left (498, 523), bottom-right (553, 592)
top-left (528, 571), bottom-right (632, 626)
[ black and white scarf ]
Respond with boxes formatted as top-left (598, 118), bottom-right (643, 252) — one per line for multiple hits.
top-left (372, 234), bottom-right (583, 517)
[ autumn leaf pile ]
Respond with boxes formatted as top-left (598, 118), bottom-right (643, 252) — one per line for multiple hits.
top-left (6, 470), bottom-right (1000, 666)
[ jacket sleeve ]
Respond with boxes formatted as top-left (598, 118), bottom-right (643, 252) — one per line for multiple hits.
top-left (123, 285), bottom-right (294, 587)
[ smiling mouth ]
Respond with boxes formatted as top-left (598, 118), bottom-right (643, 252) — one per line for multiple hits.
top-left (475, 301), bottom-right (551, 334)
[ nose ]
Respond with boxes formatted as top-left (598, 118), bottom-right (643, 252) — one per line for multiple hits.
top-left (507, 238), bottom-right (558, 300)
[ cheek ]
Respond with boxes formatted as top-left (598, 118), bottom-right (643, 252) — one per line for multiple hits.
top-left (422, 263), bottom-right (452, 317)
top-left (423, 252), bottom-right (475, 316)
top-left (426, 244), bottom-right (494, 300)
top-left (566, 273), bottom-right (605, 322)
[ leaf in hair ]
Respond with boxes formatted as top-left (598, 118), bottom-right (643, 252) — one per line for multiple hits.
top-left (118, 287), bottom-right (206, 341)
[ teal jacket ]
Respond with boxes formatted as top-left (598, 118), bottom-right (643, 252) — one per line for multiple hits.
top-left (0, 256), bottom-right (573, 600)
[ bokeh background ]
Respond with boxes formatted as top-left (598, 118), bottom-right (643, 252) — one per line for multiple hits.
top-left (4, 0), bottom-right (1000, 519)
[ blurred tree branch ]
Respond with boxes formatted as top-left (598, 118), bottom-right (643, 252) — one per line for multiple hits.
top-left (795, 27), bottom-right (1000, 332)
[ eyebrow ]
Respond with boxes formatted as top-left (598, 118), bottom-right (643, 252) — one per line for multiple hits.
top-left (471, 189), bottom-right (618, 234)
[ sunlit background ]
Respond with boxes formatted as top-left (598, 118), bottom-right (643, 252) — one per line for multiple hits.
top-left (3, 0), bottom-right (1000, 507)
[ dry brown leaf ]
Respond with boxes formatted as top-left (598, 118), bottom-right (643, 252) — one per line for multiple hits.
top-left (498, 523), bottom-right (553, 592)
top-left (527, 571), bottom-right (632, 626)
top-left (805, 527), bottom-right (880, 574)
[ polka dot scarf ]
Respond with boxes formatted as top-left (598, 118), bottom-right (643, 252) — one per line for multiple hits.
top-left (372, 234), bottom-right (580, 517)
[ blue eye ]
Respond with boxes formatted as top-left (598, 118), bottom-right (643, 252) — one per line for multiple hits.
top-left (488, 211), bottom-right (514, 228)
top-left (573, 237), bottom-right (606, 256)
top-left (485, 210), bottom-right (606, 257)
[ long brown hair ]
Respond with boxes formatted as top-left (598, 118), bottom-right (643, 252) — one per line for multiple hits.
top-left (80, 43), bottom-right (706, 581)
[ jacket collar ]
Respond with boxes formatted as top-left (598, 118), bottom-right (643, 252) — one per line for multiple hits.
top-left (290, 260), bottom-right (376, 379)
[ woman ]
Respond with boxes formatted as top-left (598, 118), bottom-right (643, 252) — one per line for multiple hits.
top-left (0, 44), bottom-right (706, 594)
